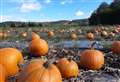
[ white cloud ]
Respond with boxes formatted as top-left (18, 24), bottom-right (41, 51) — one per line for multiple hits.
top-left (61, 0), bottom-right (73, 5)
top-left (20, 2), bottom-right (41, 13)
top-left (45, 0), bottom-right (51, 4)
top-left (0, 15), bottom-right (26, 22)
top-left (75, 10), bottom-right (84, 16)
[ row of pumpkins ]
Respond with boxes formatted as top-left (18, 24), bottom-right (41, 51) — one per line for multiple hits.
top-left (0, 32), bottom-right (120, 82)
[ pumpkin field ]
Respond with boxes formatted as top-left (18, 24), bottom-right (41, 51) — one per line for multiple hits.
top-left (0, 25), bottom-right (120, 82)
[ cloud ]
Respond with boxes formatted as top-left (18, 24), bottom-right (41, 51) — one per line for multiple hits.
top-left (0, 15), bottom-right (26, 22)
top-left (44, 0), bottom-right (51, 4)
top-left (75, 10), bottom-right (84, 16)
top-left (61, 0), bottom-right (73, 5)
top-left (20, 2), bottom-right (41, 13)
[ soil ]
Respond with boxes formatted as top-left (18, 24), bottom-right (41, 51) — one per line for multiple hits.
top-left (0, 41), bottom-right (120, 82)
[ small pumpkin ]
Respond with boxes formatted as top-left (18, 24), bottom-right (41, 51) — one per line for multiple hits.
top-left (0, 64), bottom-right (6, 82)
top-left (111, 41), bottom-right (120, 55)
top-left (29, 38), bottom-right (49, 56)
top-left (86, 32), bottom-right (94, 40)
top-left (57, 58), bottom-right (79, 78)
top-left (101, 31), bottom-right (108, 37)
top-left (32, 32), bottom-right (40, 40)
top-left (70, 33), bottom-right (77, 40)
top-left (17, 59), bottom-right (62, 82)
top-left (0, 48), bottom-right (24, 76)
top-left (48, 31), bottom-right (54, 37)
top-left (21, 32), bottom-right (27, 37)
top-left (80, 50), bottom-right (104, 70)
top-left (109, 32), bottom-right (115, 37)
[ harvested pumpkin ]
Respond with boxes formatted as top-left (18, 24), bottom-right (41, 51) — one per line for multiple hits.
top-left (101, 31), bottom-right (108, 37)
top-left (111, 41), bottom-right (120, 55)
top-left (70, 33), bottom-right (77, 40)
top-left (29, 38), bottom-right (49, 56)
top-left (57, 58), bottom-right (79, 78)
top-left (32, 32), bottom-right (40, 40)
top-left (80, 49), bottom-right (104, 70)
top-left (21, 32), bottom-right (27, 37)
top-left (48, 31), bottom-right (54, 37)
top-left (17, 59), bottom-right (62, 82)
top-left (0, 64), bottom-right (6, 82)
top-left (86, 32), bottom-right (94, 40)
top-left (0, 48), bottom-right (24, 76)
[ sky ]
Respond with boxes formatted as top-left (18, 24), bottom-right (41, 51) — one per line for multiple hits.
top-left (0, 0), bottom-right (112, 22)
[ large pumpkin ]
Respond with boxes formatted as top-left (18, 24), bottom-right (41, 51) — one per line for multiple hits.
top-left (80, 50), bottom-right (104, 70)
top-left (111, 41), bottom-right (120, 55)
top-left (0, 64), bottom-right (6, 82)
top-left (57, 58), bottom-right (79, 78)
top-left (17, 59), bottom-right (62, 82)
top-left (0, 48), bottom-right (24, 76)
top-left (86, 32), bottom-right (94, 40)
top-left (29, 38), bottom-right (49, 56)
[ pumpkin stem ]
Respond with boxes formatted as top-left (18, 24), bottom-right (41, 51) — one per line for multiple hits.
top-left (43, 59), bottom-right (55, 68)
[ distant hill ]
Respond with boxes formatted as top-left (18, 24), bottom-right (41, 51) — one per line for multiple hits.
top-left (0, 19), bottom-right (89, 28)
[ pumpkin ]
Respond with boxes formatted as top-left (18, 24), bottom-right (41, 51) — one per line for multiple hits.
top-left (86, 32), bottom-right (94, 40)
top-left (70, 33), bottom-right (77, 40)
top-left (57, 58), bottom-right (79, 78)
top-left (101, 31), bottom-right (108, 37)
top-left (21, 32), bottom-right (27, 37)
top-left (29, 38), bottom-right (49, 56)
top-left (48, 31), bottom-right (54, 37)
top-left (17, 59), bottom-right (62, 82)
top-left (80, 50), bottom-right (104, 70)
top-left (0, 48), bottom-right (24, 76)
top-left (32, 32), bottom-right (40, 40)
top-left (112, 29), bottom-right (119, 34)
top-left (111, 41), bottom-right (120, 55)
top-left (0, 64), bottom-right (6, 82)
top-left (109, 32), bottom-right (115, 37)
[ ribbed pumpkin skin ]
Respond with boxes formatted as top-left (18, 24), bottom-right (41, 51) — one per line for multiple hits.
top-left (86, 33), bottom-right (94, 40)
top-left (29, 38), bottom-right (49, 56)
top-left (32, 32), bottom-right (40, 40)
top-left (17, 59), bottom-right (62, 82)
top-left (111, 41), bottom-right (120, 55)
top-left (57, 58), bottom-right (79, 78)
top-left (0, 48), bottom-right (24, 76)
top-left (0, 64), bottom-right (6, 82)
top-left (80, 50), bottom-right (104, 70)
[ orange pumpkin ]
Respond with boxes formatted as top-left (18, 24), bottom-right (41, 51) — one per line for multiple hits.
top-left (17, 59), bottom-right (62, 82)
top-left (48, 31), bottom-right (54, 37)
top-left (111, 41), bottom-right (120, 55)
top-left (86, 32), bottom-right (94, 40)
top-left (0, 48), bottom-right (24, 76)
top-left (70, 33), bottom-right (77, 40)
top-left (29, 38), bottom-right (49, 56)
top-left (32, 32), bottom-right (40, 40)
top-left (57, 58), bottom-right (79, 78)
top-left (80, 50), bottom-right (104, 70)
top-left (0, 64), bottom-right (6, 82)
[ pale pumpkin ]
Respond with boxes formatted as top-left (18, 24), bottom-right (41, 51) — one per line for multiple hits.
top-left (80, 50), bottom-right (104, 70)
top-left (0, 48), bottom-right (24, 76)
top-left (57, 58), bottom-right (79, 78)
top-left (70, 33), bottom-right (77, 40)
top-left (0, 64), bottom-right (6, 82)
top-left (111, 41), bottom-right (120, 55)
top-left (29, 38), bottom-right (49, 56)
top-left (17, 59), bottom-right (62, 82)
